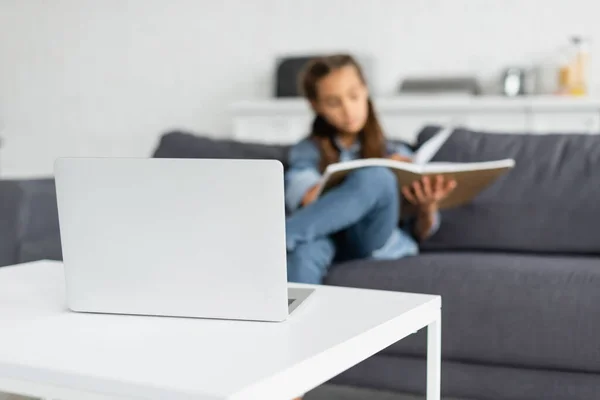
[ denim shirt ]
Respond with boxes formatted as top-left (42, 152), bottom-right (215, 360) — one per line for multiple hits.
top-left (284, 137), bottom-right (441, 260)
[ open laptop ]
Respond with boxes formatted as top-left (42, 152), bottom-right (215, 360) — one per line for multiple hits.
top-left (54, 157), bottom-right (314, 322)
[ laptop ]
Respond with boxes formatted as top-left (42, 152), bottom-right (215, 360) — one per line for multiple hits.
top-left (54, 157), bottom-right (314, 322)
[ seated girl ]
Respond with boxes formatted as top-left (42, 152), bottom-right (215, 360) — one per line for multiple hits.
top-left (285, 54), bottom-right (456, 284)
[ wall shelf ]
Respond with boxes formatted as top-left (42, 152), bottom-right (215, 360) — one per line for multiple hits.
top-left (230, 96), bottom-right (600, 144)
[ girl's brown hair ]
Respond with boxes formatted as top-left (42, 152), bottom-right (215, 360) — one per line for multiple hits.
top-left (300, 54), bottom-right (386, 172)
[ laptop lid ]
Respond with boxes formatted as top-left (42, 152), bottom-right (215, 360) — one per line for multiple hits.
top-left (54, 158), bottom-right (289, 321)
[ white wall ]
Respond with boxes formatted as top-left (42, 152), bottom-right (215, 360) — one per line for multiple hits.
top-left (0, 0), bottom-right (598, 177)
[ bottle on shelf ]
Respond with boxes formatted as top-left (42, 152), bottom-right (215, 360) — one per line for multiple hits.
top-left (557, 36), bottom-right (591, 96)
top-left (570, 36), bottom-right (590, 96)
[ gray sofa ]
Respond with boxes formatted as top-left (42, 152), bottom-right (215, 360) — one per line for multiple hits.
top-left (1, 127), bottom-right (599, 400)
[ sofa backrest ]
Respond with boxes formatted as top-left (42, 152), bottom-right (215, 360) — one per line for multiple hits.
top-left (153, 131), bottom-right (290, 166)
top-left (416, 126), bottom-right (600, 255)
top-left (153, 128), bottom-right (600, 255)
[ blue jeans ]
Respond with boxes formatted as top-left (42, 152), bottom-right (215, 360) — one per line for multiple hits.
top-left (286, 167), bottom-right (399, 284)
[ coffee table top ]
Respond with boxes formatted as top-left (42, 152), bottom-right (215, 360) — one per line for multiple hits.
top-left (0, 261), bottom-right (440, 400)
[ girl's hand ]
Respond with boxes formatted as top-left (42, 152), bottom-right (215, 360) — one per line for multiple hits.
top-left (402, 175), bottom-right (457, 213)
top-left (388, 153), bottom-right (412, 162)
top-left (301, 184), bottom-right (321, 207)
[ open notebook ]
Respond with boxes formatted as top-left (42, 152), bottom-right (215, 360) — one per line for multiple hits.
top-left (315, 126), bottom-right (515, 210)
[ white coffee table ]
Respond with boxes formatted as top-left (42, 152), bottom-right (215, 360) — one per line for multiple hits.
top-left (0, 261), bottom-right (441, 400)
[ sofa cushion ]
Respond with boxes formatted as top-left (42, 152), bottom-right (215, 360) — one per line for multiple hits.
top-left (152, 131), bottom-right (290, 167)
top-left (325, 252), bottom-right (600, 373)
top-left (416, 126), bottom-right (600, 254)
top-left (332, 354), bottom-right (600, 400)
top-left (0, 181), bottom-right (22, 267)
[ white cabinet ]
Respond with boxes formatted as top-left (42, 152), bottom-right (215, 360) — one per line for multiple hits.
top-left (463, 111), bottom-right (529, 133)
top-left (232, 115), bottom-right (313, 144)
top-left (529, 112), bottom-right (600, 133)
top-left (380, 112), bottom-right (465, 142)
top-left (230, 96), bottom-right (600, 144)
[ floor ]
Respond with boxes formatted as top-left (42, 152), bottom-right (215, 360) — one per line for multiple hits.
top-left (307, 385), bottom-right (472, 400)
top-left (0, 384), bottom-right (472, 400)
top-left (0, 395), bottom-right (30, 400)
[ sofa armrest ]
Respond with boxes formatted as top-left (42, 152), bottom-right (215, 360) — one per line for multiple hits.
top-left (15, 179), bottom-right (62, 264)
top-left (0, 181), bottom-right (22, 267)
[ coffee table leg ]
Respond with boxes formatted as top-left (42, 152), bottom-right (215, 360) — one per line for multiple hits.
top-left (426, 315), bottom-right (441, 400)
